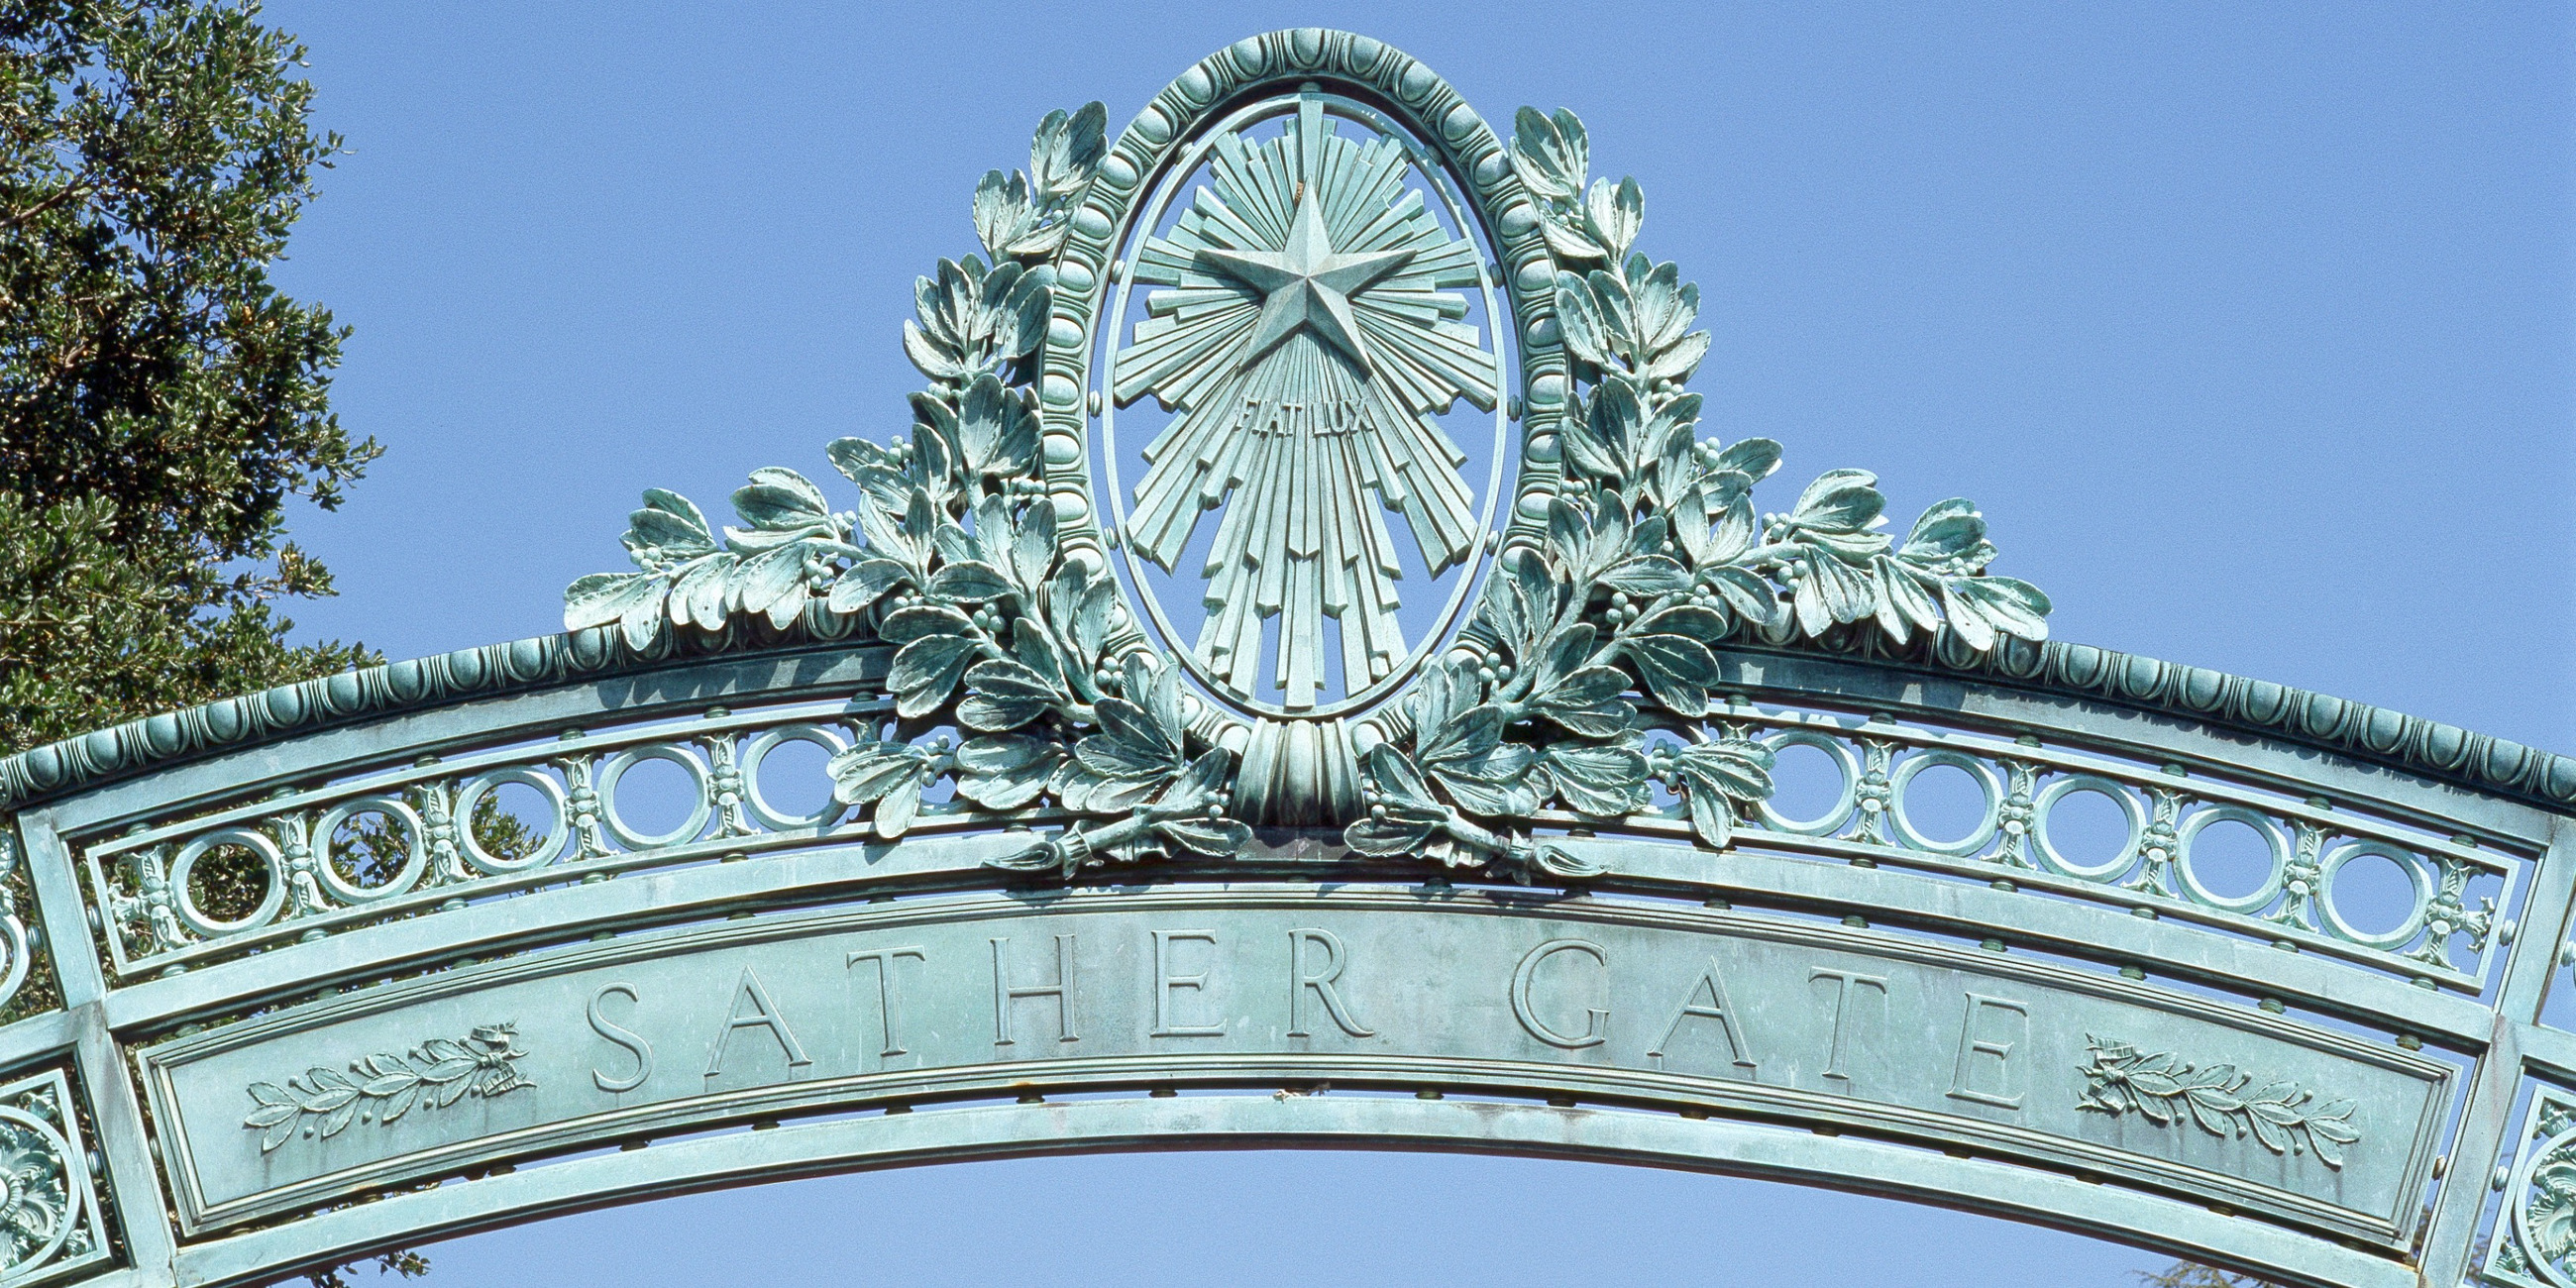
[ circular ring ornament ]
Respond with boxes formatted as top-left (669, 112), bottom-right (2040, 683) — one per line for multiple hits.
top-left (596, 746), bottom-right (714, 850)
top-left (169, 827), bottom-right (286, 937)
top-left (453, 769), bottom-right (573, 874)
top-left (1886, 750), bottom-right (2003, 857)
top-left (1754, 730), bottom-right (1861, 837)
top-left (310, 795), bottom-right (429, 902)
top-left (2030, 776), bottom-right (2147, 881)
top-left (742, 724), bottom-right (854, 831)
top-left (2172, 805), bottom-right (2290, 913)
top-left (0, 920), bottom-right (32, 1020)
top-left (2317, 840), bottom-right (2430, 950)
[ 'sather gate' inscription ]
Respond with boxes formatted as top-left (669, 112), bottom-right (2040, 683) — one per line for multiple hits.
top-left (146, 891), bottom-right (2440, 1235)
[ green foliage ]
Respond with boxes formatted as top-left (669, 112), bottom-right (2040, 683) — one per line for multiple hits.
top-left (3, 6), bottom-right (428, 1280)
top-left (306, 1250), bottom-right (428, 1288)
top-left (2133, 1262), bottom-right (2280, 1288)
top-left (0, 0), bottom-right (379, 754)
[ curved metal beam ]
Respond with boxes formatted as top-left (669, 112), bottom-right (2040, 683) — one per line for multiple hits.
top-left (169, 1097), bottom-right (2410, 1288)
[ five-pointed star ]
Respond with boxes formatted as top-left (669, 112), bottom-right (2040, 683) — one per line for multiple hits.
top-left (1195, 188), bottom-right (1415, 374)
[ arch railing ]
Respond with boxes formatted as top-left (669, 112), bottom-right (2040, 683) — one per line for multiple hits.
top-left (0, 619), bottom-right (2564, 1288)
top-left (0, 27), bottom-right (2569, 1288)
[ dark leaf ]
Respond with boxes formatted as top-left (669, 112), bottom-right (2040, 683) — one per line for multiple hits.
top-left (564, 572), bottom-right (662, 632)
top-left (1420, 703), bottom-right (1505, 768)
top-left (1626, 633), bottom-right (1719, 715)
top-left (954, 734), bottom-right (1061, 809)
top-left (1598, 555), bottom-right (1689, 596)
top-left (826, 558), bottom-right (911, 614)
top-left (1157, 818), bottom-right (1252, 856)
top-left (881, 603), bottom-right (974, 643)
top-left (623, 488), bottom-right (718, 561)
top-left (1432, 743), bottom-right (1541, 816)
top-left (1364, 743), bottom-right (1439, 811)
top-left (889, 635), bottom-right (977, 717)
top-left (1543, 744), bottom-right (1649, 816)
top-left (1344, 814), bottom-right (1440, 857)
top-left (1950, 576), bottom-right (2052, 640)
top-left (1635, 603), bottom-right (1729, 642)
top-left (1095, 697), bottom-right (1178, 764)
top-left (828, 740), bottom-right (929, 805)
top-left (1583, 175), bottom-right (1644, 264)
top-left (1526, 621), bottom-right (1599, 695)
top-left (730, 467), bottom-right (830, 531)
top-left (1534, 695), bottom-right (1638, 739)
top-left (928, 560), bottom-right (1013, 603)
top-left (1788, 469), bottom-right (1884, 534)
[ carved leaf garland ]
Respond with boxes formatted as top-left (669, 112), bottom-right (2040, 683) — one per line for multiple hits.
top-left (243, 1024), bottom-right (536, 1152)
top-left (561, 96), bottom-right (2053, 882)
top-left (2077, 1034), bottom-right (2359, 1169)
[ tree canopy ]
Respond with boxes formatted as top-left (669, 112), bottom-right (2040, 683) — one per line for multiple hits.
top-left (1, 0), bottom-right (378, 755)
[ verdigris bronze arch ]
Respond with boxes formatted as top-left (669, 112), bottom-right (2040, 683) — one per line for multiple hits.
top-left (0, 28), bottom-right (2568, 1288)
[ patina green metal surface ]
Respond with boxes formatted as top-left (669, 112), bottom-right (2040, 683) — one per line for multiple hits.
top-left (0, 28), bottom-right (2566, 1288)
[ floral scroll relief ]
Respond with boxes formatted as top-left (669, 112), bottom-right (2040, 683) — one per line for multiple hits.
top-left (2485, 1091), bottom-right (2576, 1288)
top-left (2076, 1034), bottom-right (2358, 1169)
top-left (0, 1070), bottom-right (108, 1284)
top-left (243, 1023), bottom-right (535, 1152)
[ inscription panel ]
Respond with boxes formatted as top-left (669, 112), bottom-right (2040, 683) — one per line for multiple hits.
top-left (140, 887), bottom-right (2448, 1240)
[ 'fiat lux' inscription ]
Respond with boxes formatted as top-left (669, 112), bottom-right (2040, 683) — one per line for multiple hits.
top-left (160, 895), bottom-right (2431, 1234)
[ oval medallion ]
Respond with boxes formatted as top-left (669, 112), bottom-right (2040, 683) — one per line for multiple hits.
top-left (1092, 87), bottom-right (1516, 720)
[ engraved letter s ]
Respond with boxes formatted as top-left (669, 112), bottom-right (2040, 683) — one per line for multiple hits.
top-left (590, 982), bottom-right (654, 1094)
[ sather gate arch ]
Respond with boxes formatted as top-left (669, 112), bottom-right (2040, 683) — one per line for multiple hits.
top-left (0, 30), bottom-right (2566, 1287)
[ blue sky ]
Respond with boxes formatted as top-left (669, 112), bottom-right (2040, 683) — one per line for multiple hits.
top-left (255, 3), bottom-right (2571, 1283)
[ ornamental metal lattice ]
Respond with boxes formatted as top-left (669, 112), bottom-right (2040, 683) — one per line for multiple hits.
top-left (0, 30), bottom-right (2567, 1288)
